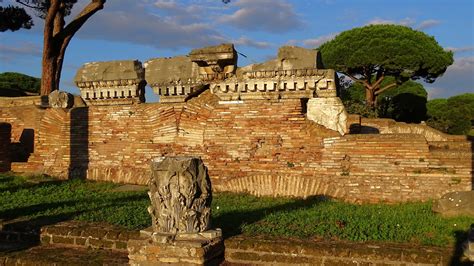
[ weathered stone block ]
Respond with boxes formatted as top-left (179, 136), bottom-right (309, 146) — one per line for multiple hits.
top-left (190, 43), bottom-right (237, 78)
top-left (128, 237), bottom-right (224, 266)
top-left (52, 235), bottom-right (75, 245)
top-left (432, 191), bottom-right (474, 217)
top-left (40, 235), bottom-right (51, 245)
top-left (278, 46), bottom-right (322, 70)
top-left (48, 90), bottom-right (73, 108)
top-left (307, 97), bottom-right (348, 135)
top-left (75, 60), bottom-right (146, 105)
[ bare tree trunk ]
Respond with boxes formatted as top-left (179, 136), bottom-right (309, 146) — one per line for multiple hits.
top-left (40, 53), bottom-right (59, 95)
top-left (366, 87), bottom-right (376, 108)
top-left (39, 0), bottom-right (105, 96)
top-left (39, 0), bottom-right (60, 96)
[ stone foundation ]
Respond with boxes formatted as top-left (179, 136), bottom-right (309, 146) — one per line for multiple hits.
top-left (225, 236), bottom-right (454, 265)
top-left (40, 221), bottom-right (140, 251)
top-left (127, 231), bottom-right (224, 265)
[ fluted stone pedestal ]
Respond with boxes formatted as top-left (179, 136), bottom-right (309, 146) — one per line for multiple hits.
top-left (128, 157), bottom-right (224, 265)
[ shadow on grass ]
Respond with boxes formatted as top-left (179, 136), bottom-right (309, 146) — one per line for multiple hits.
top-left (450, 225), bottom-right (473, 266)
top-left (0, 180), bottom-right (65, 194)
top-left (0, 176), bottom-right (14, 183)
top-left (0, 176), bottom-right (148, 253)
top-left (212, 195), bottom-right (329, 239)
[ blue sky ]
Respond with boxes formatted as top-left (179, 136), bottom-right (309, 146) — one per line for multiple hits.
top-left (0, 0), bottom-right (473, 101)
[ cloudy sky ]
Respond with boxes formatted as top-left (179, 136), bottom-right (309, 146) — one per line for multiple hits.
top-left (0, 0), bottom-right (473, 101)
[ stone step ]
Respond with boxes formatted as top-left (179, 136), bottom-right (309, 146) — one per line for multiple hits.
top-left (0, 244), bottom-right (129, 266)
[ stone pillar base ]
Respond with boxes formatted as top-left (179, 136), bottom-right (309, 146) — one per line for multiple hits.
top-left (127, 229), bottom-right (224, 265)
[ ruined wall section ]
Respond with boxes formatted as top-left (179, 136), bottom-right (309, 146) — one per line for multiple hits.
top-left (318, 134), bottom-right (472, 202)
top-left (0, 98), bottom-right (472, 202)
top-left (205, 98), bottom-right (338, 189)
top-left (84, 92), bottom-right (218, 184)
top-left (35, 108), bottom-right (71, 178)
top-left (0, 105), bottom-right (43, 143)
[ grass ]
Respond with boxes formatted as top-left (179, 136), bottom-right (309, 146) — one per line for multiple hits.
top-left (0, 172), bottom-right (472, 247)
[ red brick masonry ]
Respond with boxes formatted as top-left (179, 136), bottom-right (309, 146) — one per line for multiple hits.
top-left (0, 92), bottom-right (472, 202)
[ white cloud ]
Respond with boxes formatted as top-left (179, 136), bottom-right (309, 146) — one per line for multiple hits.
top-left (301, 34), bottom-right (337, 48)
top-left (0, 42), bottom-right (42, 62)
top-left (74, 1), bottom-right (222, 49)
top-left (219, 0), bottom-right (303, 33)
top-left (367, 17), bottom-right (415, 27)
top-left (444, 46), bottom-right (474, 53)
top-left (71, 0), bottom-right (272, 50)
top-left (425, 56), bottom-right (474, 99)
top-left (366, 18), bottom-right (441, 30)
top-left (416, 19), bottom-right (441, 30)
top-left (287, 33), bottom-right (337, 48)
top-left (232, 37), bottom-right (272, 49)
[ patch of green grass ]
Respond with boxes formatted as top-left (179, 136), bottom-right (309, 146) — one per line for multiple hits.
top-left (468, 129), bottom-right (474, 137)
top-left (235, 198), bottom-right (471, 246)
top-left (0, 173), bottom-right (150, 229)
top-left (0, 173), bottom-right (471, 247)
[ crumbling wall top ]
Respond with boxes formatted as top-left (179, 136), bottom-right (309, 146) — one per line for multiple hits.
top-left (189, 43), bottom-right (237, 64)
top-left (74, 60), bottom-right (144, 83)
top-left (144, 56), bottom-right (195, 86)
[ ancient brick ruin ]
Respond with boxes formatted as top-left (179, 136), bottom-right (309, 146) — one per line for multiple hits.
top-left (0, 44), bottom-right (472, 203)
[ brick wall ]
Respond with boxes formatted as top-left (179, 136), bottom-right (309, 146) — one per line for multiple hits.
top-left (0, 91), bottom-right (471, 202)
top-left (0, 96), bottom-right (41, 108)
top-left (0, 122), bottom-right (11, 172)
top-left (226, 236), bottom-right (453, 265)
top-left (40, 221), bottom-right (139, 251)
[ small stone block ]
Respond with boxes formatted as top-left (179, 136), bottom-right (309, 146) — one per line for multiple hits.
top-left (75, 237), bottom-right (87, 246)
top-left (151, 232), bottom-right (175, 244)
top-left (115, 241), bottom-right (128, 250)
top-left (139, 227), bottom-right (154, 238)
top-left (175, 232), bottom-right (208, 242)
top-left (175, 239), bottom-right (207, 248)
top-left (199, 229), bottom-right (222, 239)
top-left (52, 235), bottom-right (75, 245)
top-left (40, 235), bottom-right (51, 244)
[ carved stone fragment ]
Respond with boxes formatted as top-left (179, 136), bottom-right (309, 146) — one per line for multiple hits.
top-left (148, 156), bottom-right (212, 234)
top-left (307, 97), bottom-right (348, 135)
top-left (48, 90), bottom-right (74, 108)
top-left (74, 60), bottom-right (146, 106)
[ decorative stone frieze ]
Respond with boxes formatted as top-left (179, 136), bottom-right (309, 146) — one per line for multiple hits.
top-left (146, 44), bottom-right (237, 103)
top-left (74, 60), bottom-right (145, 106)
top-left (190, 43), bottom-right (237, 80)
top-left (210, 68), bottom-right (337, 101)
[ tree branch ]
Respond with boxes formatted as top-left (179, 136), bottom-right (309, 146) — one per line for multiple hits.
top-left (374, 82), bottom-right (397, 95)
top-left (55, 0), bottom-right (105, 41)
top-left (53, 3), bottom-right (65, 36)
top-left (15, 0), bottom-right (42, 10)
top-left (42, 0), bottom-right (61, 58)
top-left (372, 72), bottom-right (385, 89)
top-left (344, 72), bottom-right (369, 87)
